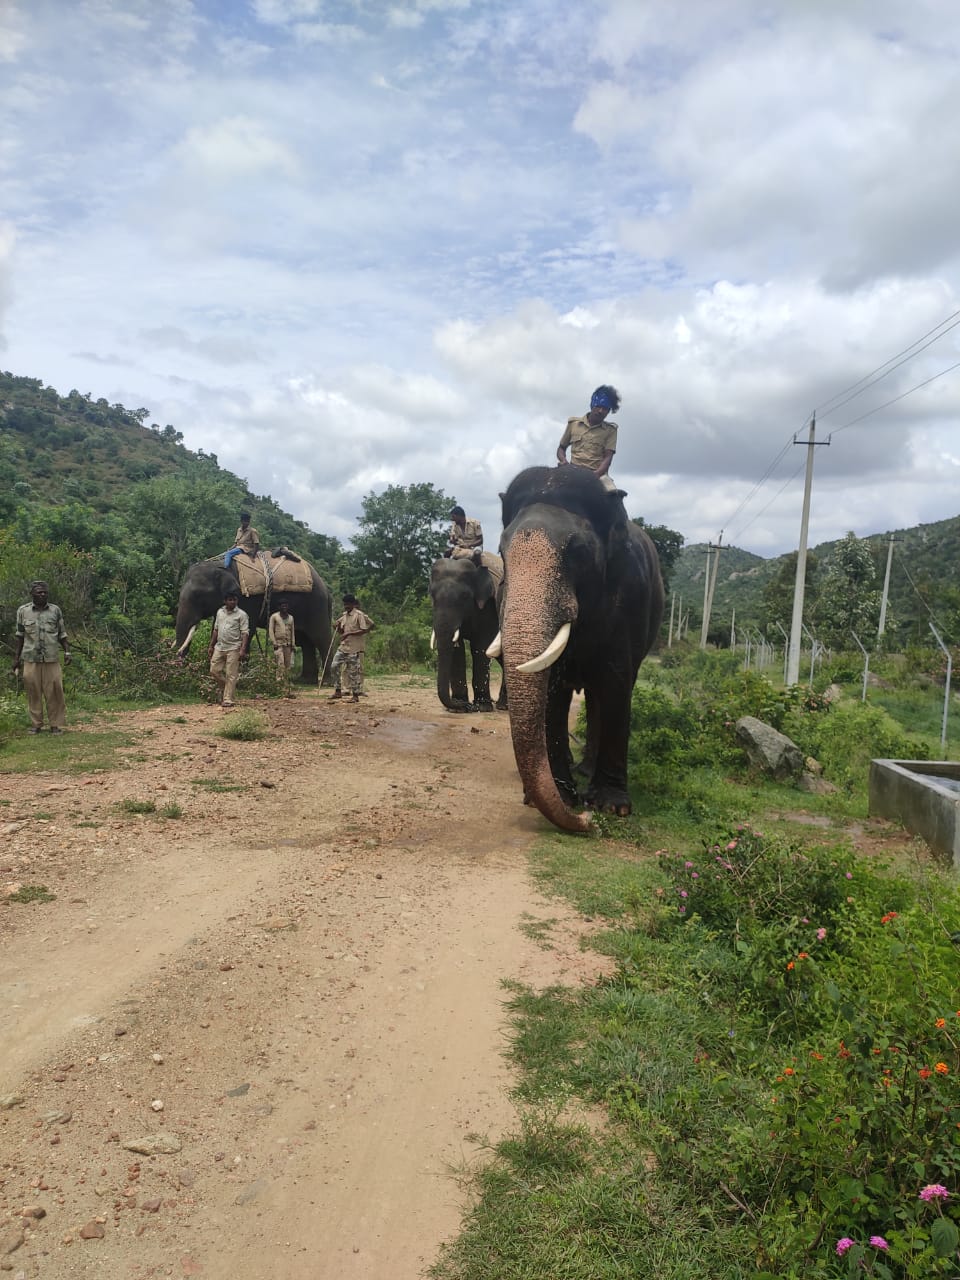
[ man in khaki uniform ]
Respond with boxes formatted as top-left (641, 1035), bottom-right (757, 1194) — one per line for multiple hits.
top-left (11, 581), bottom-right (71, 733)
top-left (447, 506), bottom-right (483, 560)
top-left (234, 512), bottom-right (261, 557)
top-left (207, 590), bottom-right (250, 709)
top-left (268, 599), bottom-right (296, 695)
top-left (329, 593), bottom-right (374, 704)
top-left (556, 385), bottom-right (621, 492)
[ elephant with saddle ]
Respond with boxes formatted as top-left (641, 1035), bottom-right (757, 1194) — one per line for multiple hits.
top-left (492, 465), bottom-right (664, 832)
top-left (174, 553), bottom-right (333, 684)
top-left (429, 553), bottom-right (507, 713)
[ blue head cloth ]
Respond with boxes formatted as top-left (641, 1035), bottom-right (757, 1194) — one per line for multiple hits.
top-left (590, 388), bottom-right (616, 412)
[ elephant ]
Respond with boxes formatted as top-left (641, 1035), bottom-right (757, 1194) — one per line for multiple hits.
top-left (174, 556), bottom-right (333, 684)
top-left (429, 555), bottom-right (507, 712)
top-left (493, 465), bottom-right (664, 833)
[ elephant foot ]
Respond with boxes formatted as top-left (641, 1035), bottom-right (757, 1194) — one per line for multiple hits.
top-left (584, 783), bottom-right (632, 817)
top-left (473, 699), bottom-right (495, 713)
top-left (444, 701), bottom-right (472, 714)
top-left (496, 698), bottom-right (508, 711)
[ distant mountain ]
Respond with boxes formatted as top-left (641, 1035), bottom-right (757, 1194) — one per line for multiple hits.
top-left (669, 514), bottom-right (960, 644)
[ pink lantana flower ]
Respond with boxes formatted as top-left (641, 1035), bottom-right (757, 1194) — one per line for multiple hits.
top-left (835, 1237), bottom-right (854, 1256)
top-left (869, 1236), bottom-right (889, 1250)
top-left (920, 1184), bottom-right (950, 1201)
top-left (816, 927), bottom-right (827, 941)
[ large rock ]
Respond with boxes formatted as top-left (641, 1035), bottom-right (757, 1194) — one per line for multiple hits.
top-left (735, 716), bottom-right (805, 782)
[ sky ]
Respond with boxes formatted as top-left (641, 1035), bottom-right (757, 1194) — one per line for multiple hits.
top-left (2, 0), bottom-right (960, 558)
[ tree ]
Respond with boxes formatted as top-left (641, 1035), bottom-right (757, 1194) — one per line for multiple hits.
top-left (761, 551), bottom-right (820, 634)
top-left (813, 532), bottom-right (884, 649)
top-left (349, 483), bottom-right (452, 604)
top-left (632, 518), bottom-right (684, 593)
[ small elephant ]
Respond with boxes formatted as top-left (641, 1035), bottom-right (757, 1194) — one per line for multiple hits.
top-left (429, 555), bottom-right (507, 713)
top-left (497, 465), bottom-right (664, 832)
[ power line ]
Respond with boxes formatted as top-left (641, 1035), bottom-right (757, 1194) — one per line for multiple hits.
top-left (828, 357), bottom-right (960, 437)
top-left (816, 307), bottom-right (960, 419)
top-left (726, 458), bottom-right (807, 545)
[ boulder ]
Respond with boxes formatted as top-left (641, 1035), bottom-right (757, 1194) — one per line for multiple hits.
top-left (735, 716), bottom-right (805, 782)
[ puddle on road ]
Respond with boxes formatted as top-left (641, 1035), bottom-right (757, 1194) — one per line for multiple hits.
top-left (371, 717), bottom-right (439, 753)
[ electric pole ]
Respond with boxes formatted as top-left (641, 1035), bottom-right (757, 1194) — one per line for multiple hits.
top-left (699, 537), bottom-right (723, 648)
top-left (786, 415), bottom-right (829, 685)
top-left (877, 534), bottom-right (900, 640)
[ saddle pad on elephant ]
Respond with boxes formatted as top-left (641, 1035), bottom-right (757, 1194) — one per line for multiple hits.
top-left (479, 551), bottom-right (504, 586)
top-left (235, 554), bottom-right (314, 596)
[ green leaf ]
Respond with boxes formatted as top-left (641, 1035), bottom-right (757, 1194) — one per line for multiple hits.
top-left (931, 1216), bottom-right (959, 1257)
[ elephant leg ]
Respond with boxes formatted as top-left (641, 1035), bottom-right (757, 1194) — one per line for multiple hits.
top-left (470, 647), bottom-right (494, 711)
top-left (581, 676), bottom-right (634, 815)
top-left (495, 658), bottom-right (508, 710)
top-left (451, 644), bottom-right (470, 707)
top-left (299, 639), bottom-right (319, 684)
top-left (545, 679), bottom-right (579, 805)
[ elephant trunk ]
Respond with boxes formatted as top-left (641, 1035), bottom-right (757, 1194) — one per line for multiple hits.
top-left (501, 529), bottom-right (591, 834)
top-left (433, 623), bottom-right (470, 712)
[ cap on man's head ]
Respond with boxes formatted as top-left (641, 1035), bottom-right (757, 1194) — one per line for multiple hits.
top-left (449, 505), bottom-right (465, 518)
top-left (30, 580), bottom-right (49, 591)
top-left (343, 592), bottom-right (358, 605)
top-left (223, 589), bottom-right (239, 600)
top-left (240, 511), bottom-right (250, 521)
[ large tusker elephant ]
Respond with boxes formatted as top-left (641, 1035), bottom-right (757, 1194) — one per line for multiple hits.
top-left (429, 555), bottom-right (507, 712)
top-left (174, 558), bottom-right (333, 684)
top-left (495, 465), bottom-right (664, 833)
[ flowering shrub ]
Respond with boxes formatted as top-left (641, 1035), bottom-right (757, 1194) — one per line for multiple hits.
top-left (646, 825), bottom-right (960, 1276)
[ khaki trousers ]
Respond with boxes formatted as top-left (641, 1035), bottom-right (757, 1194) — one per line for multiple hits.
top-left (274, 646), bottom-right (294, 673)
top-left (210, 649), bottom-right (241, 703)
top-left (23, 661), bottom-right (67, 729)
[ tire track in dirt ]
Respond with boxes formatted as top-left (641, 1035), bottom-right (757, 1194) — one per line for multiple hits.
top-left (0, 680), bottom-right (612, 1279)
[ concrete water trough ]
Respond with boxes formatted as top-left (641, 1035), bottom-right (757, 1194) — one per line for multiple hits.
top-left (869, 760), bottom-right (960, 866)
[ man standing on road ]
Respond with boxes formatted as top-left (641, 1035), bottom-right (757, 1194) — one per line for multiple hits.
top-left (208, 590), bottom-right (250, 709)
top-left (329, 593), bottom-right (374, 704)
top-left (11, 580), bottom-right (71, 734)
top-left (268, 599), bottom-right (296, 696)
top-left (556, 385), bottom-right (622, 493)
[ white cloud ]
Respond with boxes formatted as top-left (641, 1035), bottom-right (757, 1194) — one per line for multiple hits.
top-left (171, 115), bottom-right (301, 181)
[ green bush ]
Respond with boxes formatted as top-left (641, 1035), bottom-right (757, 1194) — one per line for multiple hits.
top-left (215, 710), bottom-right (268, 741)
top-left (784, 700), bottom-right (931, 792)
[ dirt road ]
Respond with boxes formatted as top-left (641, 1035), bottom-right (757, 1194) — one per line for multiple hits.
top-left (0, 679), bottom-right (608, 1279)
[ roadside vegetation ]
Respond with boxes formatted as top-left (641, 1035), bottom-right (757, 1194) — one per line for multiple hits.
top-left (432, 647), bottom-right (960, 1280)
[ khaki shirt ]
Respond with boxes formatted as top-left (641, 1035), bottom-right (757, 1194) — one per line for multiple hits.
top-left (213, 606), bottom-right (250, 652)
top-left (559, 416), bottom-right (618, 470)
top-left (336, 607), bottom-right (374, 654)
top-left (235, 524), bottom-right (261, 555)
top-left (269, 612), bottom-right (296, 649)
top-left (449, 517), bottom-right (483, 551)
top-left (16, 602), bottom-right (67, 663)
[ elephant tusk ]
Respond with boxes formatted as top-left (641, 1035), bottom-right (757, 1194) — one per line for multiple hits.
top-left (430, 629), bottom-right (436, 651)
top-left (516, 622), bottom-right (571, 674)
top-left (176, 624), bottom-right (197, 657)
top-left (453, 628), bottom-right (460, 645)
top-left (486, 631), bottom-right (502, 659)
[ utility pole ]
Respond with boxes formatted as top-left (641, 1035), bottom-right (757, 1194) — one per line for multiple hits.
top-left (877, 534), bottom-right (900, 640)
top-left (730, 607), bottom-right (736, 649)
top-left (786, 415), bottom-right (829, 685)
top-left (667, 594), bottom-right (676, 647)
top-left (699, 536), bottom-right (723, 648)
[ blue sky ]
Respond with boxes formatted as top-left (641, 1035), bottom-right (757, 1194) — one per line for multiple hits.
top-left (2, 0), bottom-right (960, 558)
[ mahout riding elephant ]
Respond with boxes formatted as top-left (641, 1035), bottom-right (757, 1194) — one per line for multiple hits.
top-left (493, 465), bottom-right (663, 832)
top-left (429, 555), bottom-right (507, 712)
top-left (174, 557), bottom-right (332, 684)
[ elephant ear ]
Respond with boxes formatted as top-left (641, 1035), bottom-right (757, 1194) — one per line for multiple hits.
top-left (475, 567), bottom-right (496, 610)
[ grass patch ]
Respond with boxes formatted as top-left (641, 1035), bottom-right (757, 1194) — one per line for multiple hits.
top-left (0, 727), bottom-right (135, 774)
top-left (116, 798), bottom-right (156, 815)
top-left (190, 778), bottom-right (244, 793)
top-left (6, 884), bottom-right (56, 904)
top-left (159, 802), bottom-right (183, 819)
top-left (214, 710), bottom-right (269, 741)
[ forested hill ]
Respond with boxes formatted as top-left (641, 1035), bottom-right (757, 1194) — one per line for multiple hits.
top-left (0, 370), bottom-right (345, 646)
top-left (670, 513), bottom-right (960, 644)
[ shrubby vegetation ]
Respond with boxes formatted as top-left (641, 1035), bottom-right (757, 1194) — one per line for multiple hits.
top-left (435, 647), bottom-right (959, 1280)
